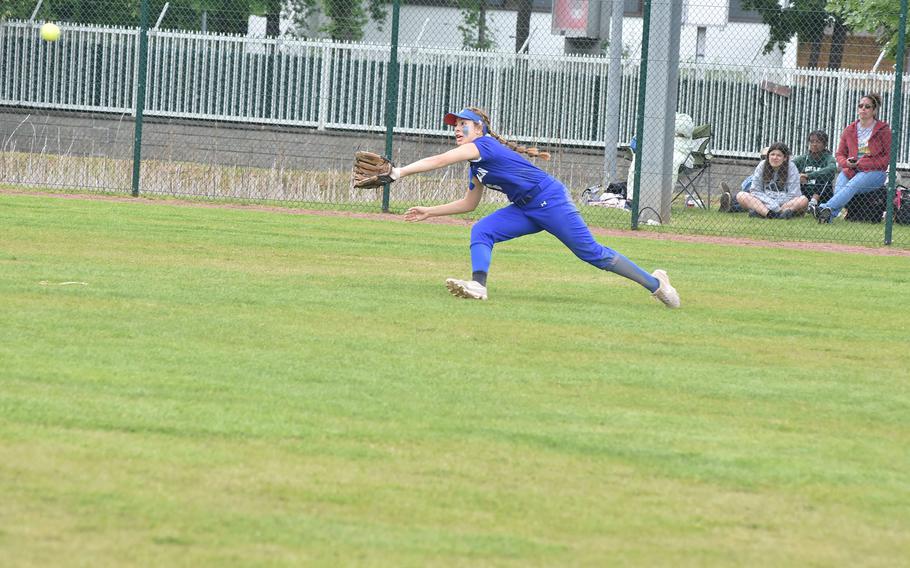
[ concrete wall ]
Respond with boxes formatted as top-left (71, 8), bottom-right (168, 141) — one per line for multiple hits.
top-left (0, 106), bottom-right (757, 206)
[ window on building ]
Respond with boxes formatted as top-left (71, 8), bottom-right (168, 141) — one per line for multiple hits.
top-left (695, 26), bottom-right (707, 62)
top-left (728, 0), bottom-right (763, 23)
top-left (624, 0), bottom-right (643, 16)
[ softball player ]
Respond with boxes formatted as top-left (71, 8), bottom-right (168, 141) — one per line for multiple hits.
top-left (392, 107), bottom-right (679, 308)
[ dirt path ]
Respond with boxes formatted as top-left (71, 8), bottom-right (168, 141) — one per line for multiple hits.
top-left (5, 188), bottom-right (909, 257)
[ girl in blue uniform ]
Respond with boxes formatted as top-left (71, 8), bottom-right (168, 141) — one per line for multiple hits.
top-left (388, 107), bottom-right (679, 308)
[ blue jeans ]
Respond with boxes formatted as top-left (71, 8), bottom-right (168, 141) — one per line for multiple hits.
top-left (822, 171), bottom-right (888, 218)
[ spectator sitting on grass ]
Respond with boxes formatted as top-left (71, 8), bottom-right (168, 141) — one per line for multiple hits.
top-left (718, 146), bottom-right (768, 213)
top-left (720, 132), bottom-right (835, 214)
top-left (733, 142), bottom-right (807, 219)
top-left (794, 130), bottom-right (837, 213)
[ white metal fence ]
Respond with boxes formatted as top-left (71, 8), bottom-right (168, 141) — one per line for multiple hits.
top-left (2, 20), bottom-right (908, 166)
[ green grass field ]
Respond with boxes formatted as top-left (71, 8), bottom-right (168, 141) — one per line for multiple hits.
top-left (1, 192), bottom-right (908, 566)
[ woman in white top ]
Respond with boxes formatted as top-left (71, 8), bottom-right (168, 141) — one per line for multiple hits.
top-left (815, 92), bottom-right (892, 223)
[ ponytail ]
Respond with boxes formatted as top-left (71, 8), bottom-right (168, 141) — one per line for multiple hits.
top-left (468, 107), bottom-right (551, 160)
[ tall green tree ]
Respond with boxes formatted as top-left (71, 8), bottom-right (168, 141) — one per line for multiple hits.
top-left (0, 0), bottom-right (136, 24)
top-left (197, 0), bottom-right (253, 33)
top-left (0, 0), bottom-right (267, 34)
top-left (186, 0), bottom-right (283, 35)
top-left (514, 0), bottom-right (531, 53)
top-left (458, 0), bottom-right (493, 50)
top-left (1, 0), bottom-right (29, 19)
top-left (827, 0), bottom-right (909, 61)
top-left (742, 0), bottom-right (849, 69)
top-left (261, 0), bottom-right (282, 35)
top-left (288, 0), bottom-right (386, 41)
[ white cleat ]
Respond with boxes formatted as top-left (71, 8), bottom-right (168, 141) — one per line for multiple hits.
top-left (651, 269), bottom-right (680, 309)
top-left (445, 278), bottom-right (488, 300)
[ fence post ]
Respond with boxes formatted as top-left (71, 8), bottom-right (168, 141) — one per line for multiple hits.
top-left (382, 0), bottom-right (401, 213)
top-left (629, 0), bottom-right (652, 230)
top-left (131, 0), bottom-right (150, 197)
top-left (318, 43), bottom-right (331, 130)
top-left (885, 0), bottom-right (908, 245)
top-left (603, 0), bottom-right (623, 186)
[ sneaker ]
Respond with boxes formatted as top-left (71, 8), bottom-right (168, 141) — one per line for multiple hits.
top-left (817, 206), bottom-right (833, 224)
top-left (719, 189), bottom-right (732, 213)
top-left (445, 278), bottom-right (488, 300)
top-left (807, 202), bottom-right (817, 218)
top-left (651, 269), bottom-right (680, 309)
top-left (778, 209), bottom-right (795, 220)
top-left (748, 210), bottom-right (763, 218)
top-left (767, 210), bottom-right (779, 219)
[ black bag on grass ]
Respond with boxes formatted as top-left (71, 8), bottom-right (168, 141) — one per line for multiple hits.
top-left (894, 186), bottom-right (910, 225)
top-left (845, 186), bottom-right (887, 223)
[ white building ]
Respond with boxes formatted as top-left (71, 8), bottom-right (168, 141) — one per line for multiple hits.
top-left (251, 1), bottom-right (796, 69)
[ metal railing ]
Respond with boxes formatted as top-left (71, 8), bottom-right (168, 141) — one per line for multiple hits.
top-left (0, 22), bottom-right (136, 113)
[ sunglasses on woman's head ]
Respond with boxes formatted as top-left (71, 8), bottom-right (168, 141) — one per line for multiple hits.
top-left (858, 103), bottom-right (874, 109)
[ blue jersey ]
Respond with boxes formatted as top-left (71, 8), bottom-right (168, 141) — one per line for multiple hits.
top-left (468, 136), bottom-right (555, 204)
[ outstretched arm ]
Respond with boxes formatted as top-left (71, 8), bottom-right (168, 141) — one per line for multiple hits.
top-left (397, 144), bottom-right (481, 178)
top-left (404, 180), bottom-right (485, 222)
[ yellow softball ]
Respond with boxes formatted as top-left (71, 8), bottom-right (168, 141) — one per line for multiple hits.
top-left (40, 23), bottom-right (61, 42)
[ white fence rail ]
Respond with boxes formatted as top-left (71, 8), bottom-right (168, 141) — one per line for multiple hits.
top-left (2, 21), bottom-right (908, 166)
top-left (0, 22), bottom-right (137, 113)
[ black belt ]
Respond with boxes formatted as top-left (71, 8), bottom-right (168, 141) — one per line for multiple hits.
top-left (512, 183), bottom-right (545, 207)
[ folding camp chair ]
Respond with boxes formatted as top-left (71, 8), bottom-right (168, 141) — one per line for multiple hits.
top-left (612, 123), bottom-right (713, 208)
top-left (672, 123), bottom-right (713, 208)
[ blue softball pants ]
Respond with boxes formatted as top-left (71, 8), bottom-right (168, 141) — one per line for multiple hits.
top-left (468, 180), bottom-right (659, 294)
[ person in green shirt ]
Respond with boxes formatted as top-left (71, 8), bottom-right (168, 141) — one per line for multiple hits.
top-left (793, 130), bottom-right (837, 216)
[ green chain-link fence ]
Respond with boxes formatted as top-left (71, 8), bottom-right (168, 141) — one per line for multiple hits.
top-left (1, 0), bottom-right (908, 246)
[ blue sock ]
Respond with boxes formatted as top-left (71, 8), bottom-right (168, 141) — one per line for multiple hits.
top-left (470, 243), bottom-right (492, 274)
top-left (606, 252), bottom-right (659, 292)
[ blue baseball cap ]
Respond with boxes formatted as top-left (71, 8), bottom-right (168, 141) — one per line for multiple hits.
top-left (444, 108), bottom-right (488, 133)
